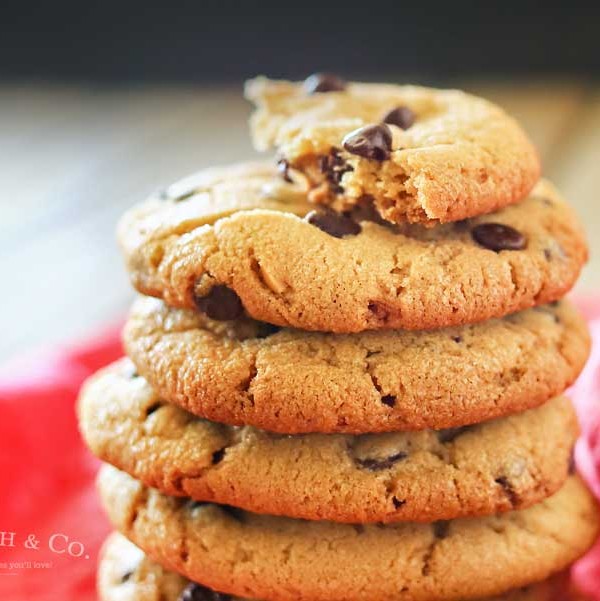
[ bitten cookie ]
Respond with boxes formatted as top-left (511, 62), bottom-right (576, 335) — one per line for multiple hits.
top-left (245, 75), bottom-right (540, 226)
top-left (117, 162), bottom-right (586, 333)
top-left (98, 532), bottom-right (571, 601)
top-left (79, 360), bottom-right (578, 523)
top-left (124, 296), bottom-right (589, 433)
top-left (98, 466), bottom-right (599, 601)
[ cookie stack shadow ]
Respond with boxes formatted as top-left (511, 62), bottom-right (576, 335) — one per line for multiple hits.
top-left (79, 74), bottom-right (599, 601)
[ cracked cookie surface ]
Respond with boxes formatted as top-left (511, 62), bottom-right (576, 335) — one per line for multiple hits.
top-left (245, 77), bottom-right (540, 226)
top-left (98, 467), bottom-right (598, 601)
top-left (118, 162), bottom-right (586, 333)
top-left (79, 360), bottom-right (578, 523)
top-left (98, 532), bottom-right (571, 601)
top-left (123, 296), bottom-right (589, 433)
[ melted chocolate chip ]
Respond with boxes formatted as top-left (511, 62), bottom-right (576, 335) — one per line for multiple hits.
top-left (383, 106), bottom-right (416, 130)
top-left (319, 149), bottom-right (353, 192)
top-left (277, 158), bottom-right (292, 183)
top-left (304, 72), bottom-right (347, 94)
top-left (356, 451), bottom-right (408, 471)
top-left (178, 583), bottom-right (231, 601)
top-left (305, 208), bottom-right (362, 238)
top-left (381, 394), bottom-right (396, 407)
top-left (212, 448), bottom-right (226, 465)
top-left (343, 124), bottom-right (393, 161)
top-left (194, 285), bottom-right (244, 321)
top-left (437, 426), bottom-right (470, 443)
top-left (471, 223), bottom-right (527, 252)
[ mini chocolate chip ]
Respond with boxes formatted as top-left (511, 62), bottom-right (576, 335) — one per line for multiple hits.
top-left (277, 158), bottom-right (292, 183)
top-left (381, 394), bottom-right (396, 407)
top-left (433, 521), bottom-right (450, 539)
top-left (342, 124), bottom-right (393, 161)
top-left (145, 402), bottom-right (162, 417)
top-left (356, 451), bottom-right (408, 471)
top-left (437, 426), bottom-right (469, 443)
top-left (254, 323), bottom-right (281, 338)
top-left (212, 448), bottom-right (226, 465)
top-left (304, 72), bottom-right (347, 94)
top-left (194, 285), bottom-right (244, 321)
top-left (383, 106), bottom-right (415, 130)
top-left (495, 476), bottom-right (519, 506)
top-left (451, 335), bottom-right (462, 343)
top-left (471, 223), bottom-right (527, 252)
top-left (305, 208), bottom-right (362, 238)
top-left (179, 583), bottom-right (231, 601)
top-left (392, 496), bottom-right (406, 509)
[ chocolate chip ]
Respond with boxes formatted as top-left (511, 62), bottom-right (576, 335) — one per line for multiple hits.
top-left (120, 570), bottom-right (134, 583)
top-left (212, 448), bottom-right (226, 465)
top-left (437, 426), bottom-right (469, 443)
top-left (356, 451), bottom-right (408, 471)
top-left (145, 402), bottom-right (162, 417)
top-left (343, 124), bottom-right (393, 161)
top-left (433, 521), bottom-right (450, 539)
top-left (495, 476), bottom-right (519, 506)
top-left (383, 106), bottom-right (415, 130)
top-left (381, 395), bottom-right (396, 407)
top-left (178, 583), bottom-right (231, 601)
top-left (471, 223), bottom-right (527, 252)
top-left (319, 149), bottom-right (353, 192)
top-left (304, 72), bottom-right (346, 94)
top-left (194, 285), bottom-right (244, 321)
top-left (392, 496), bottom-right (406, 509)
top-left (451, 335), bottom-right (462, 343)
top-left (305, 208), bottom-right (361, 238)
top-left (277, 158), bottom-right (292, 183)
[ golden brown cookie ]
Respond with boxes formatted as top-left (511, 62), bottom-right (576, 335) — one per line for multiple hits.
top-left (245, 76), bottom-right (540, 226)
top-left (98, 466), bottom-right (599, 601)
top-left (98, 532), bottom-right (571, 601)
top-left (78, 360), bottom-right (578, 523)
top-left (123, 296), bottom-right (589, 433)
top-left (117, 162), bottom-right (586, 333)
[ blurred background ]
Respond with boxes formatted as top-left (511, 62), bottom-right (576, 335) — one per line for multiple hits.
top-left (1, 1), bottom-right (599, 363)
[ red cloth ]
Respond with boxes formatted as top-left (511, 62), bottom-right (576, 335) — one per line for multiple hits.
top-left (0, 299), bottom-right (599, 601)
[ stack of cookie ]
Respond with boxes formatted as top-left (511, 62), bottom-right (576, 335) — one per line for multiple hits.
top-left (79, 74), bottom-right (600, 601)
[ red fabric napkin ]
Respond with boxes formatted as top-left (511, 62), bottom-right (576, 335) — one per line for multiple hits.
top-left (0, 299), bottom-right (599, 601)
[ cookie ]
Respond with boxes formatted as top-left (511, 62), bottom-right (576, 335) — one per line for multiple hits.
top-left (98, 466), bottom-right (599, 601)
top-left (117, 162), bottom-right (586, 333)
top-left (124, 296), bottom-right (589, 433)
top-left (79, 359), bottom-right (578, 523)
top-left (245, 76), bottom-right (541, 226)
top-left (98, 532), bottom-right (571, 601)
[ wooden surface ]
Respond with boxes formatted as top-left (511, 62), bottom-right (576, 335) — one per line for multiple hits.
top-left (1, 81), bottom-right (599, 363)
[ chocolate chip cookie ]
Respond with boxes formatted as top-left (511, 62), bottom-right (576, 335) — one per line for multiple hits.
top-left (118, 162), bottom-right (586, 333)
top-left (79, 360), bottom-right (578, 523)
top-left (245, 76), bottom-right (540, 226)
top-left (98, 466), bottom-right (599, 601)
top-left (98, 532), bottom-right (571, 601)
top-left (123, 296), bottom-right (589, 433)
